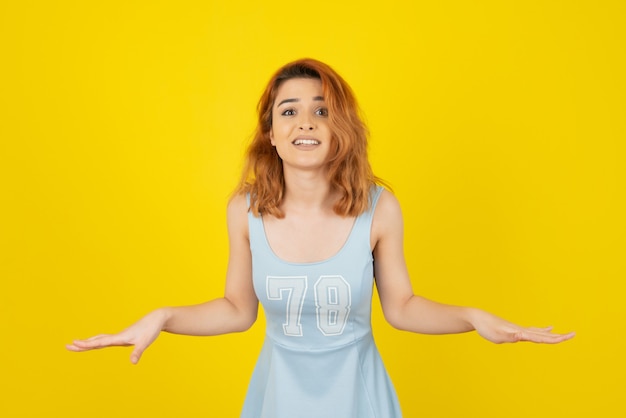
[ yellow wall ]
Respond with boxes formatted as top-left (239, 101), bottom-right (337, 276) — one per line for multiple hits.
top-left (2, 1), bottom-right (624, 416)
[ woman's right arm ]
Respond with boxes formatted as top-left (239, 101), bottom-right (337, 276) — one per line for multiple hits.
top-left (66, 193), bottom-right (258, 364)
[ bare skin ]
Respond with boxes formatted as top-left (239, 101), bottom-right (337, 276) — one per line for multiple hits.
top-left (67, 78), bottom-right (575, 364)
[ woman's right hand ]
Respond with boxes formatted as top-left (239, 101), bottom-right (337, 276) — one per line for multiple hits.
top-left (66, 308), bottom-right (169, 364)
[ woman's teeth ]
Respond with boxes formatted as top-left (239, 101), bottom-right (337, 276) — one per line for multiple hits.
top-left (293, 139), bottom-right (320, 145)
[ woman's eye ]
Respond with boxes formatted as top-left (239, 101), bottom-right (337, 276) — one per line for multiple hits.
top-left (316, 108), bottom-right (329, 117)
top-left (281, 109), bottom-right (296, 116)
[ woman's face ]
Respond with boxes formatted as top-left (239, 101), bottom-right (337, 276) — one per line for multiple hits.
top-left (270, 77), bottom-right (332, 173)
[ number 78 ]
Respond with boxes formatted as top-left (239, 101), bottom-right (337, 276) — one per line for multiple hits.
top-left (266, 275), bottom-right (352, 337)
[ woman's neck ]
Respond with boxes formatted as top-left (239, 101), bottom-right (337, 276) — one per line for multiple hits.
top-left (281, 167), bottom-right (336, 214)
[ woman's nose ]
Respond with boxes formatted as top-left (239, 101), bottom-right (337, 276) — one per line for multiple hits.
top-left (299, 117), bottom-right (314, 130)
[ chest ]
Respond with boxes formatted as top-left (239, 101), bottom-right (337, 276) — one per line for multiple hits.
top-left (262, 213), bottom-right (356, 263)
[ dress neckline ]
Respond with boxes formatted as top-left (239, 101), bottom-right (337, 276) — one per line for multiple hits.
top-left (259, 214), bottom-right (360, 266)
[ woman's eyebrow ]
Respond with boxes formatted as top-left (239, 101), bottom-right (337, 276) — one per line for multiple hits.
top-left (277, 96), bottom-right (325, 107)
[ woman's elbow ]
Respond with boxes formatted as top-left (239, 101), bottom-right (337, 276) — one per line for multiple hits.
top-left (382, 308), bottom-right (410, 331)
top-left (233, 309), bottom-right (258, 332)
top-left (380, 293), bottom-right (415, 331)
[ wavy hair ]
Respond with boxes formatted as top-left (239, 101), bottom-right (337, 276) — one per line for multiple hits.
top-left (236, 58), bottom-right (385, 218)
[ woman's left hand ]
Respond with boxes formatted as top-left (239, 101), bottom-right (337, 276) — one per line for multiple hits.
top-left (469, 309), bottom-right (575, 344)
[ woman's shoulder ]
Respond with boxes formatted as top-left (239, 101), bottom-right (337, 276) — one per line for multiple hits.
top-left (374, 188), bottom-right (402, 217)
top-left (371, 188), bottom-right (404, 243)
top-left (228, 191), bottom-right (248, 210)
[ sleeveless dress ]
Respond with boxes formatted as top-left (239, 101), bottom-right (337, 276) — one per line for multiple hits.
top-left (241, 186), bottom-right (402, 418)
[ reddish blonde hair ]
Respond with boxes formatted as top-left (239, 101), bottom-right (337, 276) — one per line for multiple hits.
top-left (236, 58), bottom-right (385, 218)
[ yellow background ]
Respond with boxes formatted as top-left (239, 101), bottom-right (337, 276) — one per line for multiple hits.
top-left (1, 1), bottom-right (624, 416)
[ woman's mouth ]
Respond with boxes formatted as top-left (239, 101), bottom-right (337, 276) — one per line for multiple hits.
top-left (292, 138), bottom-right (320, 145)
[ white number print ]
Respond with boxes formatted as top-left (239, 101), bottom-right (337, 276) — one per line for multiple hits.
top-left (315, 276), bottom-right (351, 336)
top-left (266, 275), bottom-right (351, 337)
top-left (266, 276), bottom-right (307, 336)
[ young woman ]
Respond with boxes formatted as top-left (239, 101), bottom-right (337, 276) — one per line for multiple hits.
top-left (67, 59), bottom-right (574, 417)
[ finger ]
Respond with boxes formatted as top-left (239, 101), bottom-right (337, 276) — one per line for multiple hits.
top-left (130, 343), bottom-right (147, 365)
top-left (130, 349), bottom-right (141, 364)
top-left (66, 341), bottom-right (104, 352)
top-left (527, 326), bottom-right (553, 332)
top-left (85, 334), bottom-right (110, 341)
top-left (546, 331), bottom-right (576, 343)
top-left (66, 343), bottom-right (84, 352)
top-left (518, 330), bottom-right (576, 344)
top-left (72, 334), bottom-right (131, 349)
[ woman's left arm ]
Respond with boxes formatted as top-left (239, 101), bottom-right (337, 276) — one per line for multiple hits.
top-left (372, 190), bottom-right (575, 344)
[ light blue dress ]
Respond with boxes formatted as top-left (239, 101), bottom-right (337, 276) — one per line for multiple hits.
top-left (241, 186), bottom-right (402, 417)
